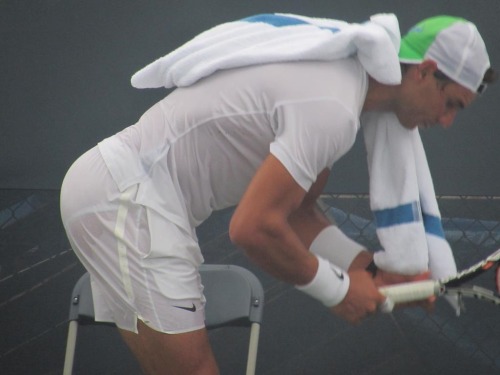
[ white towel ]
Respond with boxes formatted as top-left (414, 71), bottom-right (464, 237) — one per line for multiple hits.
top-left (131, 13), bottom-right (402, 89)
top-left (362, 112), bottom-right (457, 279)
top-left (130, 12), bottom-right (457, 282)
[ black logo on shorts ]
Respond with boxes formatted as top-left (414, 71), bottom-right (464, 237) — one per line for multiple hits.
top-left (174, 303), bottom-right (197, 312)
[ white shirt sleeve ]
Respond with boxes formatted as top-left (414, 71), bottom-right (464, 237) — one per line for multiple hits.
top-left (270, 98), bottom-right (359, 191)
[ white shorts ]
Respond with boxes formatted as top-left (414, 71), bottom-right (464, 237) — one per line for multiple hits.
top-left (60, 147), bottom-right (206, 334)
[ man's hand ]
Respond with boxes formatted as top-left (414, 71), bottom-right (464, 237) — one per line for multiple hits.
top-left (347, 251), bottom-right (435, 312)
top-left (374, 269), bottom-right (436, 312)
top-left (330, 269), bottom-right (386, 324)
top-left (373, 268), bottom-right (430, 287)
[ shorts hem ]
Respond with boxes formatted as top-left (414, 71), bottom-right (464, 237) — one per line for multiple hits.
top-left (137, 316), bottom-right (206, 335)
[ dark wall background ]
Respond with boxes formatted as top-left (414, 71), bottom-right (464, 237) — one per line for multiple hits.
top-left (2, 0), bottom-right (499, 195)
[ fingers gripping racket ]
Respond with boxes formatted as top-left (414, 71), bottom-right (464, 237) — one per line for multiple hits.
top-left (378, 248), bottom-right (500, 314)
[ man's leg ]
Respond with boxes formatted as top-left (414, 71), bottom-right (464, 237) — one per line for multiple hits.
top-left (119, 319), bottom-right (219, 375)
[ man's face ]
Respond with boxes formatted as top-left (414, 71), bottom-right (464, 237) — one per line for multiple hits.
top-left (397, 64), bottom-right (477, 130)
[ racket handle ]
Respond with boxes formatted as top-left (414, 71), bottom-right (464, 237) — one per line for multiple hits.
top-left (378, 280), bottom-right (439, 311)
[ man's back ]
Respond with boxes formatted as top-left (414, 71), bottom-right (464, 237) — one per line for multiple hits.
top-left (100, 58), bottom-right (367, 226)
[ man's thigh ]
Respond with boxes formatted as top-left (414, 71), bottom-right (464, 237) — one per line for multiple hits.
top-left (119, 320), bottom-right (219, 375)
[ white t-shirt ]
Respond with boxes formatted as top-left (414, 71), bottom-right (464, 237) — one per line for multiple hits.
top-left (99, 58), bottom-right (368, 231)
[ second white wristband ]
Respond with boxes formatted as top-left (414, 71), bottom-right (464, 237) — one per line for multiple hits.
top-left (295, 255), bottom-right (350, 307)
top-left (309, 225), bottom-right (364, 270)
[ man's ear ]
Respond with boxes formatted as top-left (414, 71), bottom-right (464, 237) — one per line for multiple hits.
top-left (417, 60), bottom-right (439, 79)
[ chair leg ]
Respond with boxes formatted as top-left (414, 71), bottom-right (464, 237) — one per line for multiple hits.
top-left (63, 320), bottom-right (79, 375)
top-left (245, 323), bottom-right (260, 375)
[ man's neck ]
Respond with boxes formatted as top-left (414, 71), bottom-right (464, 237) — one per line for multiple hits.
top-left (362, 76), bottom-right (401, 113)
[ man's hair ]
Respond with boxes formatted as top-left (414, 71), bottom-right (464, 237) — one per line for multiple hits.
top-left (401, 63), bottom-right (497, 92)
top-left (482, 67), bottom-right (498, 84)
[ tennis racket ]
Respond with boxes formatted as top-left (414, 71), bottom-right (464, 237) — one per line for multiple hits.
top-left (378, 248), bottom-right (500, 314)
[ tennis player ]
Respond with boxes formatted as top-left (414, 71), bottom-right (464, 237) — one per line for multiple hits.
top-left (61, 14), bottom-right (495, 374)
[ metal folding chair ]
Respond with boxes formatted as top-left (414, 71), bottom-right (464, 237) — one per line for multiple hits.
top-left (63, 264), bottom-right (264, 375)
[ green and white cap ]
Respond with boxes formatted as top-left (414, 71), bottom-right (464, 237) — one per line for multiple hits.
top-left (399, 15), bottom-right (490, 93)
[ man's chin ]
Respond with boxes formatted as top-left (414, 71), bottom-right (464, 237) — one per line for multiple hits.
top-left (395, 114), bottom-right (418, 130)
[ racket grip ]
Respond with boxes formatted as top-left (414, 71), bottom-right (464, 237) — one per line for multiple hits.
top-left (379, 280), bottom-right (439, 307)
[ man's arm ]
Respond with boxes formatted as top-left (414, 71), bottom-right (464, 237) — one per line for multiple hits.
top-left (229, 154), bottom-right (319, 285)
top-left (229, 154), bottom-right (385, 323)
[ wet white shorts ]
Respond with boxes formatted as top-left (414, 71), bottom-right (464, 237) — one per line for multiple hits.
top-left (60, 147), bottom-right (206, 334)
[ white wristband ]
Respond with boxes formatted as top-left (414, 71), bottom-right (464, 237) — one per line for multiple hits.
top-left (296, 255), bottom-right (350, 307)
top-left (309, 226), bottom-right (364, 270)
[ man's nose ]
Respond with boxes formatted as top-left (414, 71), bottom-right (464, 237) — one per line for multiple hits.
top-left (438, 109), bottom-right (457, 128)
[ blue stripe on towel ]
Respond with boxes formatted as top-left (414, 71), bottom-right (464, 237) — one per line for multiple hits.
top-left (242, 14), bottom-right (340, 32)
top-left (423, 212), bottom-right (446, 239)
top-left (374, 202), bottom-right (446, 239)
top-left (373, 201), bottom-right (421, 228)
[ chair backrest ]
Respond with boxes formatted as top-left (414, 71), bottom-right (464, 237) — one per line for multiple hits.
top-left (64, 264), bottom-right (264, 375)
top-left (68, 273), bottom-right (95, 324)
top-left (201, 264), bottom-right (264, 329)
top-left (68, 264), bottom-right (264, 327)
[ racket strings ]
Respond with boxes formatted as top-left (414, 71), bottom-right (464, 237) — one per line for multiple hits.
top-left (443, 250), bottom-right (500, 287)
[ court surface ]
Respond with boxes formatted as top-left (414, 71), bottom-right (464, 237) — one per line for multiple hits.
top-left (1, 190), bottom-right (499, 375)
